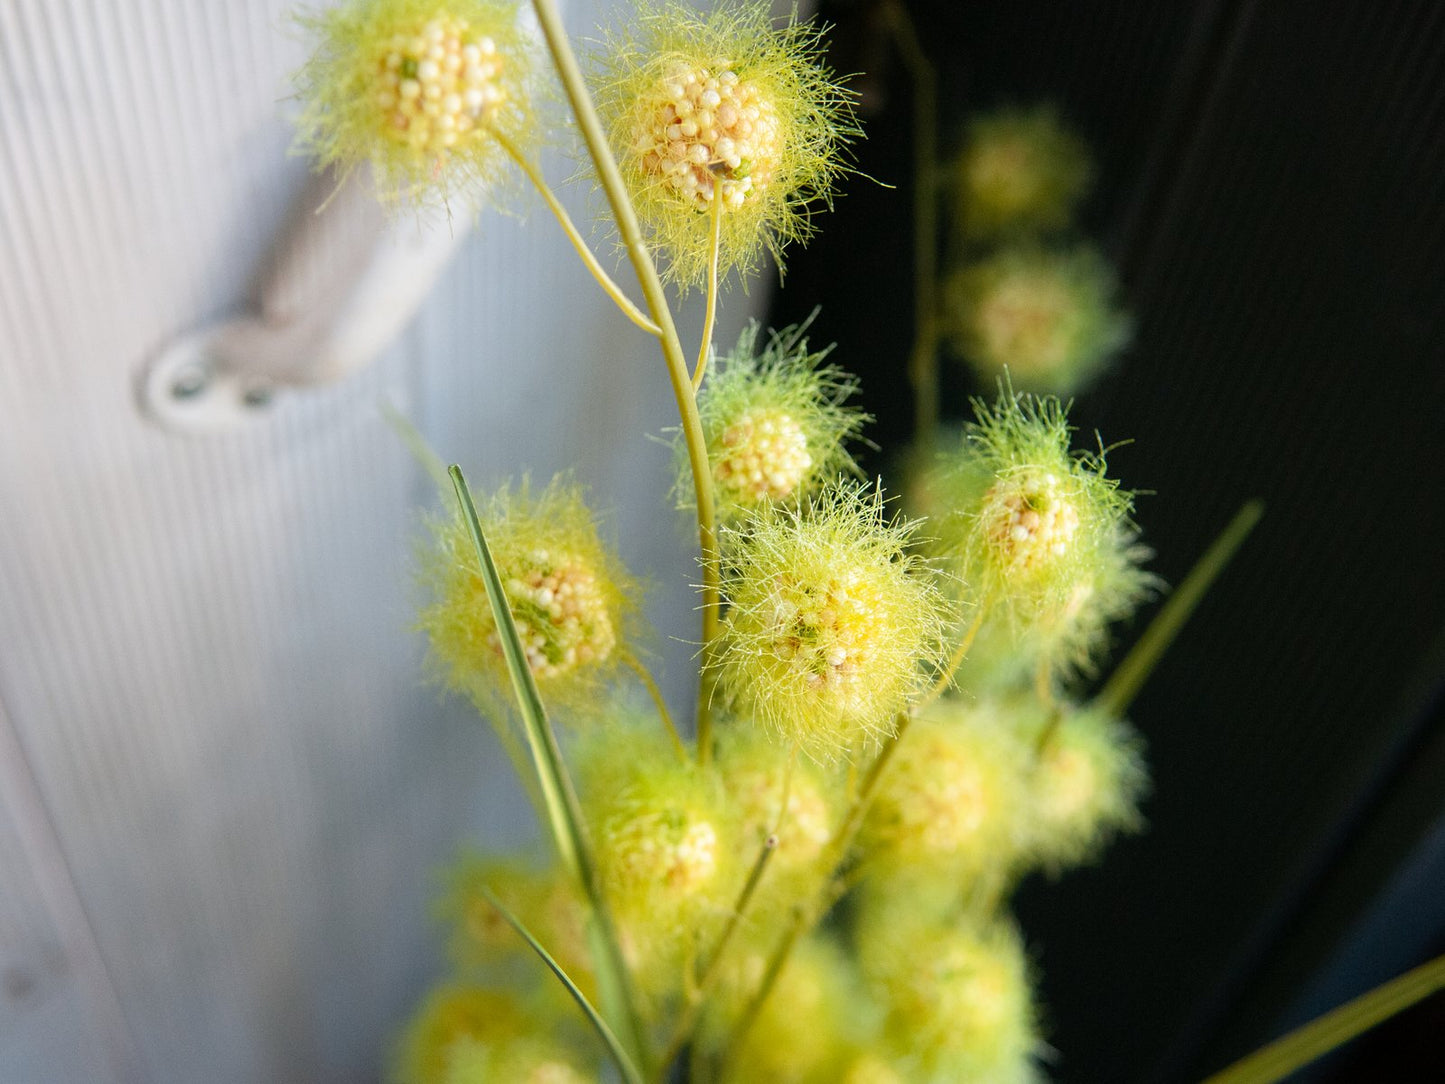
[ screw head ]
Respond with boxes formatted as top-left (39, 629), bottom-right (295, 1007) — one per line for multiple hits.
top-left (170, 363), bottom-right (210, 400)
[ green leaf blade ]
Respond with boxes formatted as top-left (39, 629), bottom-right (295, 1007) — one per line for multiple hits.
top-left (482, 886), bottom-right (645, 1084)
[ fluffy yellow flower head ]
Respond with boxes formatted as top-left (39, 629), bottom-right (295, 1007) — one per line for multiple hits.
top-left (442, 1036), bottom-right (592, 1084)
top-left (1016, 703), bottom-right (1148, 875)
top-left (393, 984), bottom-right (529, 1084)
top-left (953, 104), bottom-right (1093, 240)
top-left (946, 243), bottom-right (1131, 394)
top-left (417, 478), bottom-right (635, 712)
top-left (573, 718), bottom-right (737, 994)
top-left (692, 320), bottom-right (868, 521)
top-left (715, 726), bottom-right (840, 919)
top-left (860, 914), bottom-right (1038, 1083)
top-left (715, 935), bottom-right (868, 1083)
top-left (593, 1), bottom-right (857, 288)
top-left (712, 483), bottom-right (950, 760)
top-left (859, 702), bottom-right (1030, 882)
top-left (293, 0), bottom-right (536, 203)
top-left (930, 390), bottom-right (1145, 668)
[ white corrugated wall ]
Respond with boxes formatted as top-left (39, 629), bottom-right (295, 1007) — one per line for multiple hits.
top-left (0, 1), bottom-right (764, 1079)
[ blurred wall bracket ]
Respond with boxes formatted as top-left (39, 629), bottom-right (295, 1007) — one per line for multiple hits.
top-left (140, 167), bottom-right (472, 434)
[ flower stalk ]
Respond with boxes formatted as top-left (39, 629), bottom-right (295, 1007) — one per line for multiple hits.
top-left (527, 0), bottom-right (721, 756)
top-left (496, 131), bottom-right (661, 336)
top-left (448, 466), bottom-right (649, 1072)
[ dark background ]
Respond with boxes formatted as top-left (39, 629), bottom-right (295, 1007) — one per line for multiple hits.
top-left (767, 1), bottom-right (1445, 1081)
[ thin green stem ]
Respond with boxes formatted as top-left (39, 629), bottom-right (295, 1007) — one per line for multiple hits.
top-left (527, 0), bottom-right (721, 760)
top-left (1034, 703), bottom-right (1065, 757)
top-left (449, 467), bottom-right (649, 1074)
top-left (692, 177), bottom-right (724, 391)
top-left (660, 833), bottom-right (778, 1074)
top-left (925, 600), bottom-right (990, 703)
top-left (884, 0), bottom-right (941, 444)
top-left (718, 905), bottom-right (806, 1076)
top-left (622, 652), bottom-right (686, 760)
top-left (497, 131), bottom-right (661, 337)
top-left (482, 887), bottom-right (646, 1084)
top-left (729, 713), bottom-right (916, 1052)
top-left (1202, 953), bottom-right (1445, 1084)
top-left (1096, 500), bottom-right (1264, 718)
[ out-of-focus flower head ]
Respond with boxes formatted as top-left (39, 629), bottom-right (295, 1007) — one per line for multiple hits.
top-left (858, 700), bottom-right (1031, 885)
top-left (859, 912), bottom-right (1039, 1083)
top-left (392, 984), bottom-right (527, 1084)
top-left (592, 0), bottom-right (858, 289)
top-left (1013, 701), bottom-right (1149, 875)
top-left (440, 1034), bottom-right (593, 1084)
top-left (953, 103), bottom-right (1093, 241)
top-left (946, 242), bottom-right (1132, 395)
top-left (573, 716), bottom-right (738, 998)
top-left (715, 725), bottom-right (842, 918)
top-left (293, 0), bottom-right (537, 205)
top-left (435, 854), bottom-right (592, 997)
top-left (711, 935), bottom-right (873, 1083)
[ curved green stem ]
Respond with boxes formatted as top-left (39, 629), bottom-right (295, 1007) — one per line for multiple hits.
top-left (730, 713), bottom-right (916, 1052)
top-left (449, 467), bottom-right (648, 1070)
top-left (1096, 500), bottom-right (1264, 718)
top-left (497, 132), bottom-right (661, 337)
top-left (925, 600), bottom-right (990, 704)
top-left (622, 652), bottom-right (686, 760)
top-left (482, 886), bottom-right (646, 1084)
top-left (527, 0), bottom-right (721, 762)
top-left (693, 177), bottom-right (724, 391)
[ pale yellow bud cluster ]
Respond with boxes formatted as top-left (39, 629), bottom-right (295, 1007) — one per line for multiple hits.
top-left (764, 572), bottom-right (888, 710)
top-left (634, 62), bottom-right (782, 211)
top-left (715, 407), bottom-right (813, 505)
top-left (373, 15), bottom-right (508, 155)
top-left (501, 549), bottom-right (616, 679)
top-left (615, 812), bottom-right (720, 893)
top-left (983, 470), bottom-right (1081, 575)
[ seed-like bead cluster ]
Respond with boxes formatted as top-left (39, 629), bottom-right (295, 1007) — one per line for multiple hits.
top-left (983, 471), bottom-right (1081, 574)
top-left (974, 274), bottom-right (1075, 376)
top-left (634, 62), bottom-right (783, 210)
top-left (619, 814), bottom-right (719, 893)
top-left (372, 16), bottom-right (507, 155)
top-left (716, 408), bottom-right (812, 505)
top-left (500, 549), bottom-right (615, 680)
top-left (764, 572), bottom-right (886, 711)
